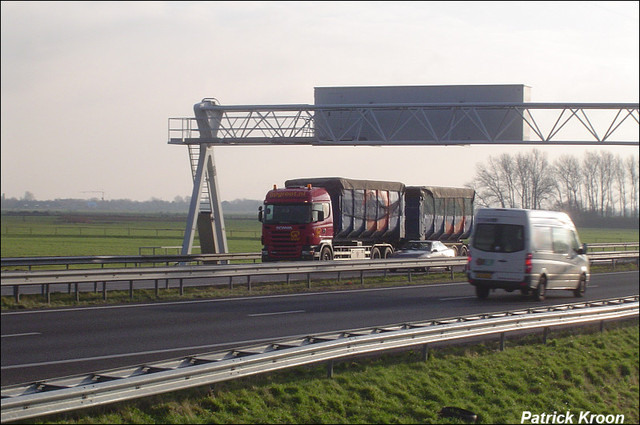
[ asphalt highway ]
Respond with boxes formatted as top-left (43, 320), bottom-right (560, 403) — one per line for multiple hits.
top-left (1, 271), bottom-right (638, 387)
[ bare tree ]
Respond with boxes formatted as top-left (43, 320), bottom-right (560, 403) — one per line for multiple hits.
top-left (553, 154), bottom-right (583, 211)
top-left (627, 155), bottom-right (639, 218)
top-left (613, 155), bottom-right (627, 217)
top-left (582, 152), bottom-right (600, 212)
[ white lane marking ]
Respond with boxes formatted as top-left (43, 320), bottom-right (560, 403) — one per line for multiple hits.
top-left (248, 310), bottom-right (305, 317)
top-left (1, 332), bottom-right (41, 338)
top-left (440, 296), bottom-right (476, 301)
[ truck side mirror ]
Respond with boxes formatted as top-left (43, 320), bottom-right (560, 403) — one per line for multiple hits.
top-left (258, 206), bottom-right (263, 222)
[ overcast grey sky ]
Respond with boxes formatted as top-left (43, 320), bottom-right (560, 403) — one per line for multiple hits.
top-left (1, 1), bottom-right (638, 202)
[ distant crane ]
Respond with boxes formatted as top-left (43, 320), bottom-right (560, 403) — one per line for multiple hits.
top-left (81, 191), bottom-right (105, 201)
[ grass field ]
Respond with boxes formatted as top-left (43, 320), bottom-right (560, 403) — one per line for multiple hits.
top-left (1, 212), bottom-right (637, 258)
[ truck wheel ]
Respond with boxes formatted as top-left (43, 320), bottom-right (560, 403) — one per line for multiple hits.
top-left (573, 275), bottom-right (586, 297)
top-left (476, 286), bottom-right (490, 299)
top-left (382, 247), bottom-right (392, 258)
top-left (534, 276), bottom-right (547, 301)
top-left (460, 246), bottom-right (468, 257)
top-left (371, 247), bottom-right (381, 259)
top-left (320, 246), bottom-right (333, 261)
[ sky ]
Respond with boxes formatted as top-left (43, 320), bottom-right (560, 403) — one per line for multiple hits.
top-left (1, 1), bottom-right (638, 203)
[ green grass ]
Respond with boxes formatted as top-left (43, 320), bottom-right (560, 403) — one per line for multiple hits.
top-left (27, 321), bottom-right (639, 424)
top-left (1, 213), bottom-right (262, 257)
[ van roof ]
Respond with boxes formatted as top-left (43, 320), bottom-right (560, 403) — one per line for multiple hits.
top-left (475, 208), bottom-right (574, 226)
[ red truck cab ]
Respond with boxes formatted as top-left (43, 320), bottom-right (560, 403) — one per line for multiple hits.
top-left (259, 185), bottom-right (334, 261)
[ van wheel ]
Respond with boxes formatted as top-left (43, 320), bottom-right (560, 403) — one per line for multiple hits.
top-left (534, 276), bottom-right (547, 301)
top-left (476, 286), bottom-right (490, 299)
top-left (320, 246), bottom-right (333, 261)
top-left (573, 275), bottom-right (586, 297)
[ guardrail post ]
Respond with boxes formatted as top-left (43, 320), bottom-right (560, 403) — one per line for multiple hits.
top-left (360, 270), bottom-right (364, 286)
top-left (450, 266), bottom-right (454, 279)
top-left (408, 270), bottom-right (412, 282)
top-left (155, 279), bottom-right (159, 297)
top-left (327, 360), bottom-right (334, 378)
top-left (103, 282), bottom-right (107, 301)
top-left (129, 280), bottom-right (134, 299)
top-left (179, 279), bottom-right (184, 296)
top-left (45, 284), bottom-right (50, 304)
top-left (247, 275), bottom-right (251, 291)
top-left (500, 332), bottom-right (506, 351)
top-left (422, 344), bottom-right (429, 362)
top-left (13, 285), bottom-right (20, 303)
top-left (74, 283), bottom-right (79, 302)
top-left (543, 327), bottom-right (549, 344)
top-left (229, 277), bottom-right (233, 289)
top-left (307, 273), bottom-right (311, 289)
top-left (286, 274), bottom-right (290, 285)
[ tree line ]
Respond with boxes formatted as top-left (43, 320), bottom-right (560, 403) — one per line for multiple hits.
top-left (466, 150), bottom-right (639, 218)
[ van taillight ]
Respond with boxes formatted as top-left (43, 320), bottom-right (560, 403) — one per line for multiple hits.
top-left (466, 255), bottom-right (472, 271)
top-left (525, 253), bottom-right (532, 274)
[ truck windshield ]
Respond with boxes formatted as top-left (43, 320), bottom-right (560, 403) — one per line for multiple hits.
top-left (472, 223), bottom-right (525, 253)
top-left (263, 204), bottom-right (311, 225)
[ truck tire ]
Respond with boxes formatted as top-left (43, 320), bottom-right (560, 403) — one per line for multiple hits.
top-left (382, 247), bottom-right (392, 258)
top-left (371, 247), bottom-right (381, 259)
top-left (320, 246), bottom-right (333, 261)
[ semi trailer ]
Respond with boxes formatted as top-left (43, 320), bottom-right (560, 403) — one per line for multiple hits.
top-left (258, 177), bottom-right (475, 262)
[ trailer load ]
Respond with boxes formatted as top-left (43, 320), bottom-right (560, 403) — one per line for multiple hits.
top-left (259, 177), bottom-right (475, 261)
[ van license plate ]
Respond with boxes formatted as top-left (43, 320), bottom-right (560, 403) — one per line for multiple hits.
top-left (477, 272), bottom-right (492, 279)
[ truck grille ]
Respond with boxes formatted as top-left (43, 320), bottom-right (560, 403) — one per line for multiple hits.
top-left (268, 229), bottom-right (302, 258)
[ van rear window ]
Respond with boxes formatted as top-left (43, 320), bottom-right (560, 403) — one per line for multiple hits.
top-left (472, 223), bottom-right (525, 253)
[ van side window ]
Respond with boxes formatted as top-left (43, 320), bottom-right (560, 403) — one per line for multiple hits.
top-left (533, 226), bottom-right (553, 252)
top-left (552, 228), bottom-right (571, 254)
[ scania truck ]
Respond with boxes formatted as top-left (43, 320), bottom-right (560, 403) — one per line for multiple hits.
top-left (258, 177), bottom-right (475, 261)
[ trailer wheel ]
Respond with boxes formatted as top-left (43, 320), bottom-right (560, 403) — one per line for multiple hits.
top-left (371, 247), bottom-right (381, 259)
top-left (382, 247), bottom-right (392, 258)
top-left (450, 245), bottom-right (459, 256)
top-left (320, 246), bottom-right (333, 261)
top-left (460, 245), bottom-right (468, 257)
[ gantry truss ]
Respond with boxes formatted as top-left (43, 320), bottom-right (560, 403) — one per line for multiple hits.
top-left (169, 100), bottom-right (639, 254)
top-left (170, 102), bottom-right (639, 146)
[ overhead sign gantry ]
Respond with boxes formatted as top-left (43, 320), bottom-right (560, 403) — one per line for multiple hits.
top-left (168, 87), bottom-right (639, 255)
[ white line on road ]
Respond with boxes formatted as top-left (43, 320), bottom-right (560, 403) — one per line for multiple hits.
top-left (1, 332), bottom-right (41, 338)
top-left (440, 296), bottom-right (476, 301)
top-left (248, 310), bottom-right (305, 317)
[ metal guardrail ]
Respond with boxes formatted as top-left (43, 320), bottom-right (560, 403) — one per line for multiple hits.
top-left (2, 296), bottom-right (637, 423)
top-left (1, 252), bottom-right (638, 303)
top-left (2, 242), bottom-right (637, 270)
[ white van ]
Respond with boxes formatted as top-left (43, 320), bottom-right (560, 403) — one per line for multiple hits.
top-left (467, 208), bottom-right (589, 300)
